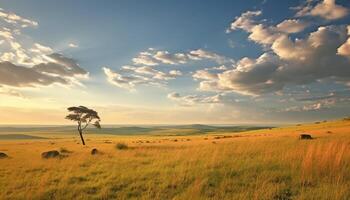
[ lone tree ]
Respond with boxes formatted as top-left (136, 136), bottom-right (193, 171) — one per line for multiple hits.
top-left (65, 106), bottom-right (101, 145)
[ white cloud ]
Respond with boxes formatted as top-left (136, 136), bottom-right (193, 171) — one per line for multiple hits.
top-left (276, 19), bottom-right (309, 33)
top-left (153, 51), bottom-right (188, 65)
top-left (295, 0), bottom-right (349, 20)
top-left (227, 10), bottom-right (262, 32)
top-left (0, 8), bottom-right (38, 27)
top-left (284, 98), bottom-right (338, 112)
top-left (132, 51), bottom-right (160, 66)
top-left (198, 24), bottom-right (350, 96)
top-left (338, 26), bottom-right (350, 57)
top-left (103, 67), bottom-right (155, 90)
top-left (104, 65), bottom-right (183, 90)
top-left (227, 10), bottom-right (283, 45)
top-left (0, 53), bottom-right (88, 88)
top-left (193, 70), bottom-right (218, 80)
top-left (0, 8), bottom-right (88, 89)
top-left (132, 48), bottom-right (234, 66)
top-left (188, 49), bottom-right (234, 64)
top-left (68, 43), bottom-right (79, 48)
top-left (167, 92), bottom-right (224, 106)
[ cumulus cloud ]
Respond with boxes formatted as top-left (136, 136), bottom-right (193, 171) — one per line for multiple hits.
top-left (103, 67), bottom-right (158, 90)
top-left (132, 48), bottom-right (234, 66)
top-left (227, 10), bottom-right (311, 46)
top-left (294, 0), bottom-right (349, 20)
top-left (132, 51), bottom-right (159, 66)
top-left (227, 10), bottom-right (283, 45)
top-left (104, 65), bottom-right (182, 90)
top-left (0, 7), bottom-right (89, 91)
top-left (193, 70), bottom-right (218, 80)
top-left (68, 43), bottom-right (78, 48)
top-left (337, 26), bottom-right (350, 57)
top-left (201, 24), bottom-right (350, 96)
top-left (117, 47), bottom-right (233, 90)
top-left (33, 53), bottom-right (88, 78)
top-left (284, 98), bottom-right (339, 112)
top-left (276, 19), bottom-right (309, 33)
top-left (0, 53), bottom-right (88, 88)
top-left (167, 92), bottom-right (224, 106)
top-left (0, 61), bottom-right (67, 87)
top-left (153, 51), bottom-right (188, 65)
top-left (0, 8), bottom-right (38, 27)
top-left (227, 10), bottom-right (262, 32)
top-left (338, 38), bottom-right (350, 57)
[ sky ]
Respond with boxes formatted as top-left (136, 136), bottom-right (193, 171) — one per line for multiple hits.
top-left (0, 0), bottom-right (350, 125)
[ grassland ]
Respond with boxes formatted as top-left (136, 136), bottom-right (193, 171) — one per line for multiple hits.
top-left (0, 120), bottom-right (349, 200)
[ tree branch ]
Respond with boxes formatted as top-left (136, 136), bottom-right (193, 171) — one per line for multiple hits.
top-left (81, 117), bottom-right (93, 131)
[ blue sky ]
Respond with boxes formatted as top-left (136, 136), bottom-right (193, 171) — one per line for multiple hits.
top-left (0, 0), bottom-right (349, 124)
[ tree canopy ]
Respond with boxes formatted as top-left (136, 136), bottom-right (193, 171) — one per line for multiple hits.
top-left (65, 106), bottom-right (101, 145)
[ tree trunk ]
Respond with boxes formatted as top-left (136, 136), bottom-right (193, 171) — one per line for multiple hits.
top-left (79, 130), bottom-right (85, 145)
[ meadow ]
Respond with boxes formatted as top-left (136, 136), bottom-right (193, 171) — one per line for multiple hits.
top-left (0, 119), bottom-right (349, 200)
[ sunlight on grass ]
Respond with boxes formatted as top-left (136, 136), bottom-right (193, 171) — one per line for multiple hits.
top-left (0, 120), bottom-right (349, 199)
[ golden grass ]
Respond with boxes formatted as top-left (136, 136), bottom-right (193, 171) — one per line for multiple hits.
top-left (0, 120), bottom-right (349, 199)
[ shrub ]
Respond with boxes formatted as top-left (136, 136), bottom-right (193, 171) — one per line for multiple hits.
top-left (116, 143), bottom-right (128, 150)
top-left (59, 147), bottom-right (72, 154)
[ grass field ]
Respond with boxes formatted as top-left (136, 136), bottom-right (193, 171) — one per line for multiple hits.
top-left (0, 119), bottom-right (349, 200)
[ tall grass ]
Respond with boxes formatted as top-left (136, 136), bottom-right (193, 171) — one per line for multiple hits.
top-left (0, 120), bottom-right (349, 199)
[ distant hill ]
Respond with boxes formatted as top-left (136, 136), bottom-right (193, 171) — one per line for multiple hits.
top-left (0, 134), bottom-right (48, 140)
top-left (0, 124), bottom-right (273, 136)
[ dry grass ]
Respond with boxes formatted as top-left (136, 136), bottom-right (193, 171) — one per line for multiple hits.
top-left (0, 120), bottom-right (349, 199)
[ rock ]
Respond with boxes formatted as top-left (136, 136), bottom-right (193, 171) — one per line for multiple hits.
top-left (0, 152), bottom-right (8, 159)
top-left (91, 148), bottom-right (99, 155)
top-left (41, 150), bottom-right (60, 159)
top-left (299, 134), bottom-right (313, 140)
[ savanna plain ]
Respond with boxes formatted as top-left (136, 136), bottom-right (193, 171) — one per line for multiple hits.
top-left (0, 119), bottom-right (349, 200)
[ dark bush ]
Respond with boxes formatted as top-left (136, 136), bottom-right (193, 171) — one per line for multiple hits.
top-left (0, 152), bottom-right (8, 159)
top-left (59, 148), bottom-right (72, 154)
top-left (299, 134), bottom-right (313, 140)
top-left (41, 150), bottom-right (60, 159)
top-left (116, 143), bottom-right (128, 150)
top-left (91, 148), bottom-right (99, 155)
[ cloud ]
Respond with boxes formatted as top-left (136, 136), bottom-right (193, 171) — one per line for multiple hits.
top-left (104, 66), bottom-right (182, 90)
top-left (0, 86), bottom-right (24, 98)
top-left (68, 43), bottom-right (79, 48)
top-left (132, 48), bottom-right (234, 66)
top-left (33, 53), bottom-right (88, 78)
top-left (0, 7), bottom-right (89, 90)
top-left (295, 0), bottom-right (349, 20)
top-left (188, 49), bottom-right (234, 64)
top-left (167, 92), bottom-right (224, 106)
top-left (0, 8), bottom-right (38, 28)
top-left (199, 24), bottom-right (350, 96)
top-left (276, 19), bottom-right (309, 33)
top-left (338, 38), bottom-right (350, 57)
top-left (153, 51), bottom-right (188, 65)
top-left (0, 12), bottom-right (51, 65)
top-left (337, 26), bottom-right (350, 57)
top-left (30, 43), bottom-right (53, 54)
top-left (193, 70), bottom-right (218, 80)
top-left (103, 67), bottom-right (157, 90)
top-left (0, 61), bottom-right (67, 87)
top-left (227, 10), bottom-right (262, 32)
top-left (227, 10), bottom-right (283, 45)
top-left (227, 11), bottom-right (310, 46)
top-left (124, 65), bottom-right (182, 80)
top-left (132, 50), bottom-right (161, 66)
top-left (0, 53), bottom-right (88, 88)
top-left (284, 98), bottom-right (339, 112)
top-left (116, 47), bottom-right (233, 90)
